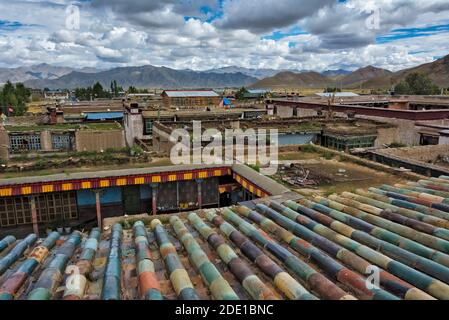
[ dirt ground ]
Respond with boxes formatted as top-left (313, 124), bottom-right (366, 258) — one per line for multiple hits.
top-left (276, 150), bottom-right (408, 196)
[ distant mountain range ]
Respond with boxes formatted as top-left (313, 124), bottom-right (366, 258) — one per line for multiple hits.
top-left (205, 67), bottom-right (284, 79)
top-left (23, 65), bottom-right (258, 89)
top-left (252, 71), bottom-right (334, 88)
top-left (0, 63), bottom-right (99, 84)
top-left (205, 66), bottom-right (351, 79)
top-left (361, 54), bottom-right (449, 89)
top-left (251, 66), bottom-right (395, 89)
top-left (321, 69), bottom-right (352, 77)
top-left (251, 54), bottom-right (449, 89)
top-left (1, 54), bottom-right (448, 89)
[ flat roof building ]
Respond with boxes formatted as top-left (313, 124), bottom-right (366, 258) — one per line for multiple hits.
top-left (162, 90), bottom-right (222, 109)
top-left (315, 92), bottom-right (360, 98)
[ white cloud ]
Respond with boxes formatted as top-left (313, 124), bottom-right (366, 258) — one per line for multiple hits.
top-left (0, 0), bottom-right (447, 73)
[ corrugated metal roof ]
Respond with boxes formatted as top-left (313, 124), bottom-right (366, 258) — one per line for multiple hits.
top-left (315, 92), bottom-right (360, 97)
top-left (247, 89), bottom-right (269, 94)
top-left (164, 90), bottom-right (220, 98)
top-left (85, 112), bottom-right (123, 121)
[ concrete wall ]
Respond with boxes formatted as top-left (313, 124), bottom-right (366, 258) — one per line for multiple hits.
top-left (297, 108), bottom-right (319, 117)
top-left (440, 135), bottom-right (449, 145)
top-left (276, 105), bottom-right (294, 118)
top-left (152, 124), bottom-right (175, 154)
top-left (124, 112), bottom-right (147, 147)
top-left (375, 126), bottom-right (398, 147)
top-left (0, 128), bottom-right (9, 161)
top-left (40, 131), bottom-right (52, 151)
top-left (75, 130), bottom-right (125, 152)
top-left (357, 115), bottom-right (420, 146)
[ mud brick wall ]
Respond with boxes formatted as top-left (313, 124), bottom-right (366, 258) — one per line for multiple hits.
top-left (75, 130), bottom-right (125, 152)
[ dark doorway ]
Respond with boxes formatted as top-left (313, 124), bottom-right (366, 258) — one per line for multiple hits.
top-left (420, 134), bottom-right (439, 146)
top-left (123, 186), bottom-right (141, 215)
top-left (219, 192), bottom-right (232, 207)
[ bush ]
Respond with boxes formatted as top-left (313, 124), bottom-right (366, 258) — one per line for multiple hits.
top-left (394, 73), bottom-right (440, 95)
top-left (300, 144), bottom-right (317, 153)
top-left (323, 152), bottom-right (334, 160)
top-left (130, 145), bottom-right (144, 156)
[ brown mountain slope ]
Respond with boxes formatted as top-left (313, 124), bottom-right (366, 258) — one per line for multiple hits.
top-left (251, 66), bottom-right (393, 89)
top-left (251, 71), bottom-right (334, 88)
top-left (362, 54), bottom-right (449, 89)
top-left (340, 66), bottom-right (393, 88)
top-left (252, 54), bottom-right (449, 89)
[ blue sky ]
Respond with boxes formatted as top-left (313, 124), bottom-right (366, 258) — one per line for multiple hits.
top-left (0, 0), bottom-right (448, 72)
top-left (377, 24), bottom-right (449, 44)
top-left (0, 20), bottom-right (26, 31)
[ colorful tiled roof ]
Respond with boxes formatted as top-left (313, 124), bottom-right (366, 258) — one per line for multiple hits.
top-left (2, 175), bottom-right (449, 299)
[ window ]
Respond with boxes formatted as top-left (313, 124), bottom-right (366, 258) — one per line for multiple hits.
top-left (38, 192), bottom-right (78, 222)
top-left (36, 195), bottom-right (49, 223)
top-left (46, 193), bottom-right (63, 222)
top-left (143, 119), bottom-right (153, 135)
top-left (0, 192), bottom-right (78, 228)
top-left (14, 197), bottom-right (31, 225)
top-left (62, 192), bottom-right (78, 219)
top-left (52, 133), bottom-right (74, 150)
top-left (0, 198), bottom-right (17, 227)
top-left (9, 134), bottom-right (42, 153)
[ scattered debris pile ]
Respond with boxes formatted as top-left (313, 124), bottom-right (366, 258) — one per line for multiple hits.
top-left (436, 154), bottom-right (449, 165)
top-left (277, 163), bottom-right (333, 187)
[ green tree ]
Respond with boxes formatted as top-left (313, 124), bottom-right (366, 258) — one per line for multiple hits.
top-left (324, 87), bottom-right (341, 93)
top-left (109, 80), bottom-right (121, 97)
top-left (128, 86), bottom-right (138, 94)
top-left (235, 87), bottom-right (249, 100)
top-left (394, 73), bottom-right (440, 95)
top-left (92, 82), bottom-right (104, 98)
top-left (75, 82), bottom-right (113, 101)
top-left (0, 81), bottom-right (30, 116)
top-left (75, 87), bottom-right (92, 101)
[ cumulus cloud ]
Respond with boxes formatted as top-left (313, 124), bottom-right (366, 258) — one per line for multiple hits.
top-left (0, 0), bottom-right (448, 73)
top-left (216, 0), bottom-right (335, 33)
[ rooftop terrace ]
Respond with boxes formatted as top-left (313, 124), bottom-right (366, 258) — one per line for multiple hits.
top-left (4, 122), bottom-right (122, 133)
top-left (2, 174), bottom-right (449, 300)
